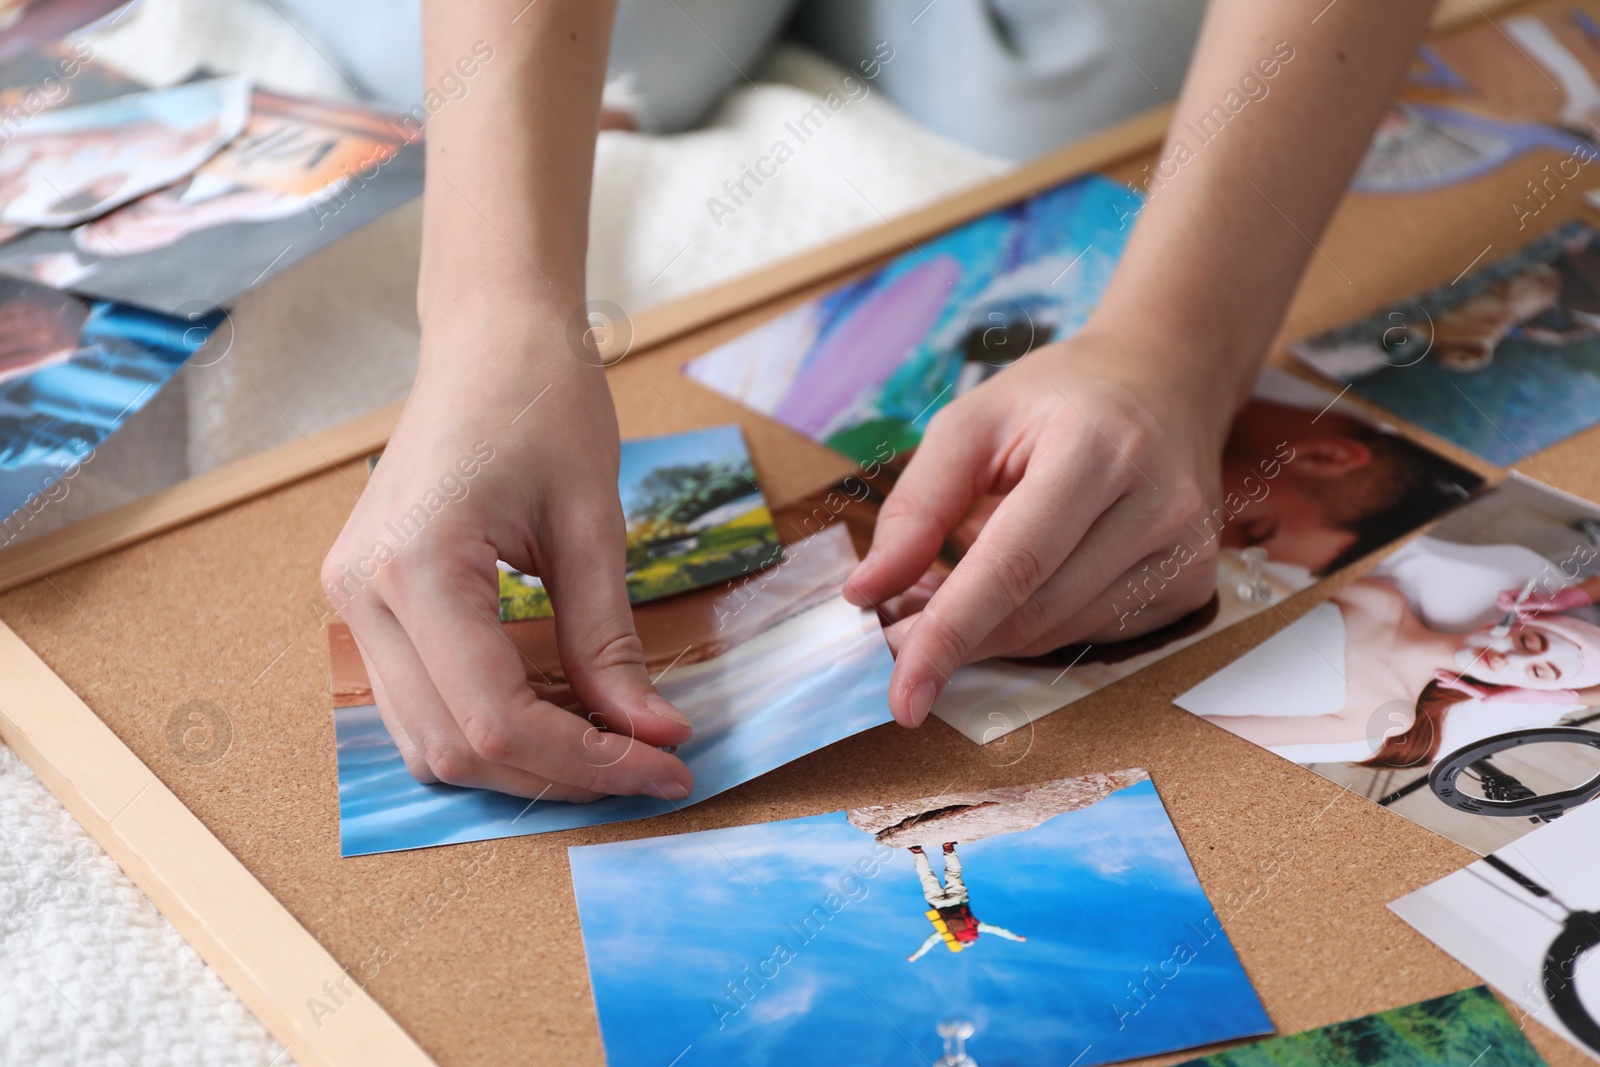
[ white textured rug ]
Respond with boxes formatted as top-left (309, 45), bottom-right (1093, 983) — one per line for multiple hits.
top-left (1, 0), bottom-right (1008, 1063)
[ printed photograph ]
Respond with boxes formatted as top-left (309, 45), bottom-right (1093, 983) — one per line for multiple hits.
top-left (0, 87), bottom-right (425, 312)
top-left (0, 274), bottom-right (215, 525)
top-left (1175, 986), bottom-right (1545, 1066)
top-left (0, 39), bottom-right (144, 123)
top-left (682, 174), bottom-right (1142, 467)
top-left (1177, 473), bottom-right (1600, 855)
top-left (0, 41), bottom-right (145, 249)
top-left (0, 75), bottom-right (248, 228)
top-left (1400, 2), bottom-right (1600, 137)
top-left (0, 0), bottom-right (127, 66)
top-left (1293, 220), bottom-right (1600, 465)
top-left (774, 368), bottom-right (1482, 746)
top-left (1350, 4), bottom-right (1600, 195)
top-left (496, 424), bottom-right (782, 622)
top-left (568, 770), bottom-right (1271, 1067)
top-left (1392, 801), bottom-right (1600, 1062)
top-left (330, 525), bottom-right (893, 856)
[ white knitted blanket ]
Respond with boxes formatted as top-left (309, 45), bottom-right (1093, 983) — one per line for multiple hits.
top-left (0, 1), bottom-right (1006, 1062)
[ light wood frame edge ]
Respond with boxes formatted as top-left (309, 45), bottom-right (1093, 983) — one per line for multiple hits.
top-left (0, 618), bottom-right (435, 1066)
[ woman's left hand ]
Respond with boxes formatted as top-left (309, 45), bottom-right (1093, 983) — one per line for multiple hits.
top-left (844, 330), bottom-right (1234, 727)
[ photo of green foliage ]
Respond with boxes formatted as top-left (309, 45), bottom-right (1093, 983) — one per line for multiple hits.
top-left (1177, 986), bottom-right (1545, 1067)
top-left (499, 425), bottom-right (782, 621)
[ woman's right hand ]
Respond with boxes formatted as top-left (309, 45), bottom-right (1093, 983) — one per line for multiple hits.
top-left (1497, 585), bottom-right (1593, 615)
top-left (321, 300), bottom-right (694, 802)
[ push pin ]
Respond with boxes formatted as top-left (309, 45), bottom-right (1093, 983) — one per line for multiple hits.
top-left (936, 1017), bottom-right (977, 1067)
top-left (1237, 546), bottom-right (1269, 603)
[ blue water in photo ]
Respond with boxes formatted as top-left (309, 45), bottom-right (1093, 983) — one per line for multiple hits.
top-left (1347, 336), bottom-right (1600, 466)
top-left (569, 778), bottom-right (1272, 1067)
top-left (0, 296), bottom-right (216, 525)
top-left (334, 596), bottom-right (895, 856)
top-left (1294, 220), bottom-right (1600, 466)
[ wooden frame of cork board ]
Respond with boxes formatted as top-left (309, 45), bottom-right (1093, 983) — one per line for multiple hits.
top-left (5, 1), bottom-right (1597, 1065)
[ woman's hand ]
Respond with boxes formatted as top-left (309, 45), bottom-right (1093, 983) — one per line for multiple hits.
top-left (845, 331), bottom-right (1233, 727)
top-left (1497, 584), bottom-right (1596, 615)
top-left (321, 301), bottom-right (694, 802)
top-left (844, 0), bottom-right (1446, 729)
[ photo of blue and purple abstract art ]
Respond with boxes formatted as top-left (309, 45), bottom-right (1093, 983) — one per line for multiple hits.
top-left (683, 175), bottom-right (1141, 466)
top-left (569, 771), bottom-right (1271, 1067)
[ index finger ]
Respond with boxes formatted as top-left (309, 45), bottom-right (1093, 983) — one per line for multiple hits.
top-left (844, 410), bottom-right (988, 609)
top-left (889, 442), bottom-right (1125, 725)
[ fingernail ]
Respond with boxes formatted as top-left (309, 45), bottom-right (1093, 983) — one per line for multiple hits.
top-left (647, 778), bottom-right (691, 800)
top-left (907, 680), bottom-right (937, 725)
top-left (644, 692), bottom-right (691, 728)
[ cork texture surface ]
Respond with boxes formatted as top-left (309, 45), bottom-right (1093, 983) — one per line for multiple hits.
top-left (4, 28), bottom-right (1600, 1064)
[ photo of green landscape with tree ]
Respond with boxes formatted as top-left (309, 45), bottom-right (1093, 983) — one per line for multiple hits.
top-left (1177, 986), bottom-right (1545, 1066)
top-left (498, 425), bottom-right (783, 621)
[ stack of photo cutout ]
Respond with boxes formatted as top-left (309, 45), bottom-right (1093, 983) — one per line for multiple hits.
top-left (0, 8), bottom-right (425, 535)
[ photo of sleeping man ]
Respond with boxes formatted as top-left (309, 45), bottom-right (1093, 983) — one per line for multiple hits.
top-left (775, 367), bottom-right (1483, 745)
top-left (1177, 473), bottom-right (1600, 854)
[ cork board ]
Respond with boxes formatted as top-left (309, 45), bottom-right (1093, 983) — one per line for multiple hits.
top-left (6, 8), bottom-right (1600, 1066)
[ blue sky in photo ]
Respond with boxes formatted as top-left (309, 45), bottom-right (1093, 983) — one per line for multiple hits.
top-left (334, 595), bottom-right (893, 856)
top-left (616, 424), bottom-right (756, 515)
top-left (569, 778), bottom-right (1271, 1067)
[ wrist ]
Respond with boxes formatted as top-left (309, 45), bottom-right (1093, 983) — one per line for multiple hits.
top-left (1060, 316), bottom-right (1255, 441)
top-left (416, 284), bottom-right (593, 374)
top-left (410, 307), bottom-right (613, 434)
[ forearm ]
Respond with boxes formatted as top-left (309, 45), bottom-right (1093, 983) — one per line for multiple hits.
top-left (417, 0), bottom-right (615, 368)
top-left (1085, 0), bottom-right (1436, 416)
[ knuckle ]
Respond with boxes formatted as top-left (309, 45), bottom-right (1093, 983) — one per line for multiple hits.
top-left (319, 553), bottom-right (364, 608)
top-left (1161, 481), bottom-right (1206, 526)
top-left (460, 713), bottom-right (513, 764)
top-left (567, 743), bottom-right (613, 791)
top-left (381, 537), bottom-right (429, 584)
top-left (993, 594), bottom-right (1052, 651)
top-left (876, 493), bottom-right (931, 529)
top-left (588, 632), bottom-right (647, 673)
top-left (977, 541), bottom-right (1046, 605)
top-left (912, 616), bottom-right (970, 672)
top-left (399, 751), bottom-right (440, 785)
top-left (318, 553), bottom-right (344, 592)
top-left (420, 742), bottom-right (477, 787)
top-left (1115, 415), bottom-right (1153, 459)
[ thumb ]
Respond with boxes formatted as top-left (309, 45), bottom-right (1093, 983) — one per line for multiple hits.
top-left (543, 501), bottom-right (693, 748)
